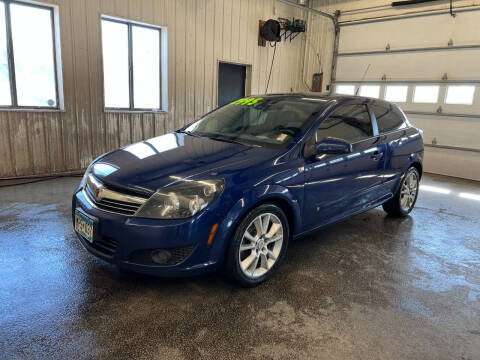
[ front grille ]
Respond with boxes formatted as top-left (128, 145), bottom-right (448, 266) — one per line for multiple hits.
top-left (91, 236), bottom-right (118, 257)
top-left (84, 174), bottom-right (148, 216)
top-left (85, 186), bottom-right (142, 215)
top-left (77, 232), bottom-right (118, 258)
top-left (130, 245), bottom-right (196, 266)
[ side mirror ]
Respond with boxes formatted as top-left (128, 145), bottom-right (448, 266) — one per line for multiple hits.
top-left (315, 137), bottom-right (352, 154)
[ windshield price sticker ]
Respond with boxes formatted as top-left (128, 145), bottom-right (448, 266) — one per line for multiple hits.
top-left (230, 97), bottom-right (263, 106)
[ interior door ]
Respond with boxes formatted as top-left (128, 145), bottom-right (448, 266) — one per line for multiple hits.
top-left (218, 62), bottom-right (246, 107)
top-left (302, 103), bottom-right (386, 232)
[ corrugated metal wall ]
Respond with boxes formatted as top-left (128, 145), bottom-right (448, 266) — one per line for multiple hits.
top-left (0, 0), bottom-right (333, 179)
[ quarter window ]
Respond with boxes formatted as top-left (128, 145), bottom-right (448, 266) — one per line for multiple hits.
top-left (102, 17), bottom-right (162, 110)
top-left (0, 0), bottom-right (60, 108)
top-left (413, 85), bottom-right (439, 103)
top-left (315, 104), bottom-right (373, 144)
top-left (370, 104), bottom-right (406, 134)
top-left (445, 85), bottom-right (475, 105)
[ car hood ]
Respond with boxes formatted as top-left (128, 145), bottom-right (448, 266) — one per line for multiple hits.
top-left (91, 132), bottom-right (278, 194)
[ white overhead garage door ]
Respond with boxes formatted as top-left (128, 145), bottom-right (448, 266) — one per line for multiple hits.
top-left (333, 9), bottom-right (480, 181)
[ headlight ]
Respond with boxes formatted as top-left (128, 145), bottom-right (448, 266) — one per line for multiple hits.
top-left (135, 179), bottom-right (225, 219)
top-left (80, 162), bottom-right (94, 187)
top-left (80, 156), bottom-right (112, 186)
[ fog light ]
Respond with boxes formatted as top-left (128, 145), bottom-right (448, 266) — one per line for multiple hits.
top-left (151, 249), bottom-right (172, 265)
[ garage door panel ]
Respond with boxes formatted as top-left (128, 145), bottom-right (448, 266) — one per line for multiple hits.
top-left (337, 49), bottom-right (480, 81)
top-left (408, 115), bottom-right (480, 150)
top-left (403, 100), bottom-right (480, 116)
top-left (336, 10), bottom-right (480, 181)
top-left (339, 11), bottom-right (480, 53)
top-left (423, 147), bottom-right (480, 181)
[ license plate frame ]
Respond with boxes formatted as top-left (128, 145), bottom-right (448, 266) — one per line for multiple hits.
top-left (74, 208), bottom-right (97, 243)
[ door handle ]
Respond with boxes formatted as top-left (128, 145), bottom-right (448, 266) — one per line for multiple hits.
top-left (371, 150), bottom-right (383, 161)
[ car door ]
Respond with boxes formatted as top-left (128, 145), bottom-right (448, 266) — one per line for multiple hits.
top-left (302, 102), bottom-right (386, 232)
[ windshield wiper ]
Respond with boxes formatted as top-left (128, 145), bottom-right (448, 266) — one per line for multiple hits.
top-left (206, 135), bottom-right (248, 146)
top-left (178, 130), bottom-right (251, 146)
top-left (177, 129), bottom-right (201, 138)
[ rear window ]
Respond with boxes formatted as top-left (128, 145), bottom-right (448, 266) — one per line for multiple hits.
top-left (370, 104), bottom-right (406, 133)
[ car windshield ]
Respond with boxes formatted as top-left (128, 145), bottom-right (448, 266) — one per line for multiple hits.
top-left (184, 97), bottom-right (330, 148)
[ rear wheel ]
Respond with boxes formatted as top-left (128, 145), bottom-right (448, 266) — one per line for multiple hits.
top-left (382, 167), bottom-right (420, 217)
top-left (226, 204), bottom-right (289, 287)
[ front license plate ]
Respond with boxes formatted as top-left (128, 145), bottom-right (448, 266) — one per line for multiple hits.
top-left (75, 209), bottom-right (96, 243)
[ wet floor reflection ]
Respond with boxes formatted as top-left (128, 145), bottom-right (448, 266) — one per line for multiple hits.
top-left (0, 175), bottom-right (479, 359)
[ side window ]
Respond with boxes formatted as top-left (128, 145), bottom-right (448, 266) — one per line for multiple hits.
top-left (316, 104), bottom-right (373, 143)
top-left (0, 0), bottom-right (62, 108)
top-left (370, 104), bottom-right (406, 134)
top-left (101, 17), bottom-right (164, 110)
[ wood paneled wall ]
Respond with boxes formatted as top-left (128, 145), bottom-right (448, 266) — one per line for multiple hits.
top-left (0, 0), bottom-right (333, 178)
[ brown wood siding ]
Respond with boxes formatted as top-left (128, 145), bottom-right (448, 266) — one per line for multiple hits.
top-left (0, 0), bottom-right (332, 178)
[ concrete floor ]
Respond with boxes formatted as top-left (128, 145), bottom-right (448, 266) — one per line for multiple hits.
top-left (0, 174), bottom-right (479, 360)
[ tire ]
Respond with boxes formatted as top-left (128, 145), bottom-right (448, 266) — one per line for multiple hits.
top-left (225, 204), bottom-right (289, 287)
top-left (382, 167), bottom-right (420, 217)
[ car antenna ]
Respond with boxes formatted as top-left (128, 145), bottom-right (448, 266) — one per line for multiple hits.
top-left (355, 64), bottom-right (371, 95)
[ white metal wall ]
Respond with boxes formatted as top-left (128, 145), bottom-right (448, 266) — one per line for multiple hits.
top-left (334, 9), bottom-right (480, 181)
top-left (0, 0), bottom-right (332, 179)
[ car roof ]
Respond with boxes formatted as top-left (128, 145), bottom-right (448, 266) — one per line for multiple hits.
top-left (253, 93), bottom-right (394, 107)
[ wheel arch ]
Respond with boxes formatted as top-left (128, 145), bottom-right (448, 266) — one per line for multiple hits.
top-left (410, 161), bottom-right (423, 179)
top-left (228, 189), bottom-right (300, 239)
top-left (249, 196), bottom-right (296, 237)
top-left (212, 185), bottom-right (301, 265)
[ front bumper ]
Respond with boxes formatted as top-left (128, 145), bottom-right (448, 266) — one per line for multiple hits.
top-left (72, 188), bottom-right (228, 277)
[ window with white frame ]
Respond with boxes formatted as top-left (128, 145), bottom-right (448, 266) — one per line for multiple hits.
top-left (101, 17), bottom-right (163, 110)
top-left (445, 85), bottom-right (476, 105)
top-left (384, 85), bottom-right (408, 103)
top-left (335, 84), bottom-right (355, 96)
top-left (0, 0), bottom-right (61, 108)
top-left (359, 85), bottom-right (380, 98)
top-left (413, 85), bottom-right (439, 103)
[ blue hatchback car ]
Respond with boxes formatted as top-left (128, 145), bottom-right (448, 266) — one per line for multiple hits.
top-left (72, 94), bottom-right (424, 286)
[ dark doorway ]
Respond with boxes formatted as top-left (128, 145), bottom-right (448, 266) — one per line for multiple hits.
top-left (218, 62), bottom-right (246, 107)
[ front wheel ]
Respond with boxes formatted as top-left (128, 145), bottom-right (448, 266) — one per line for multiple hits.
top-left (225, 204), bottom-right (289, 287)
top-left (382, 167), bottom-right (420, 217)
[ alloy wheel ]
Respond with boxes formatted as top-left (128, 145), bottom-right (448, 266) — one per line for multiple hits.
top-left (238, 213), bottom-right (284, 279)
top-left (400, 171), bottom-right (419, 212)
